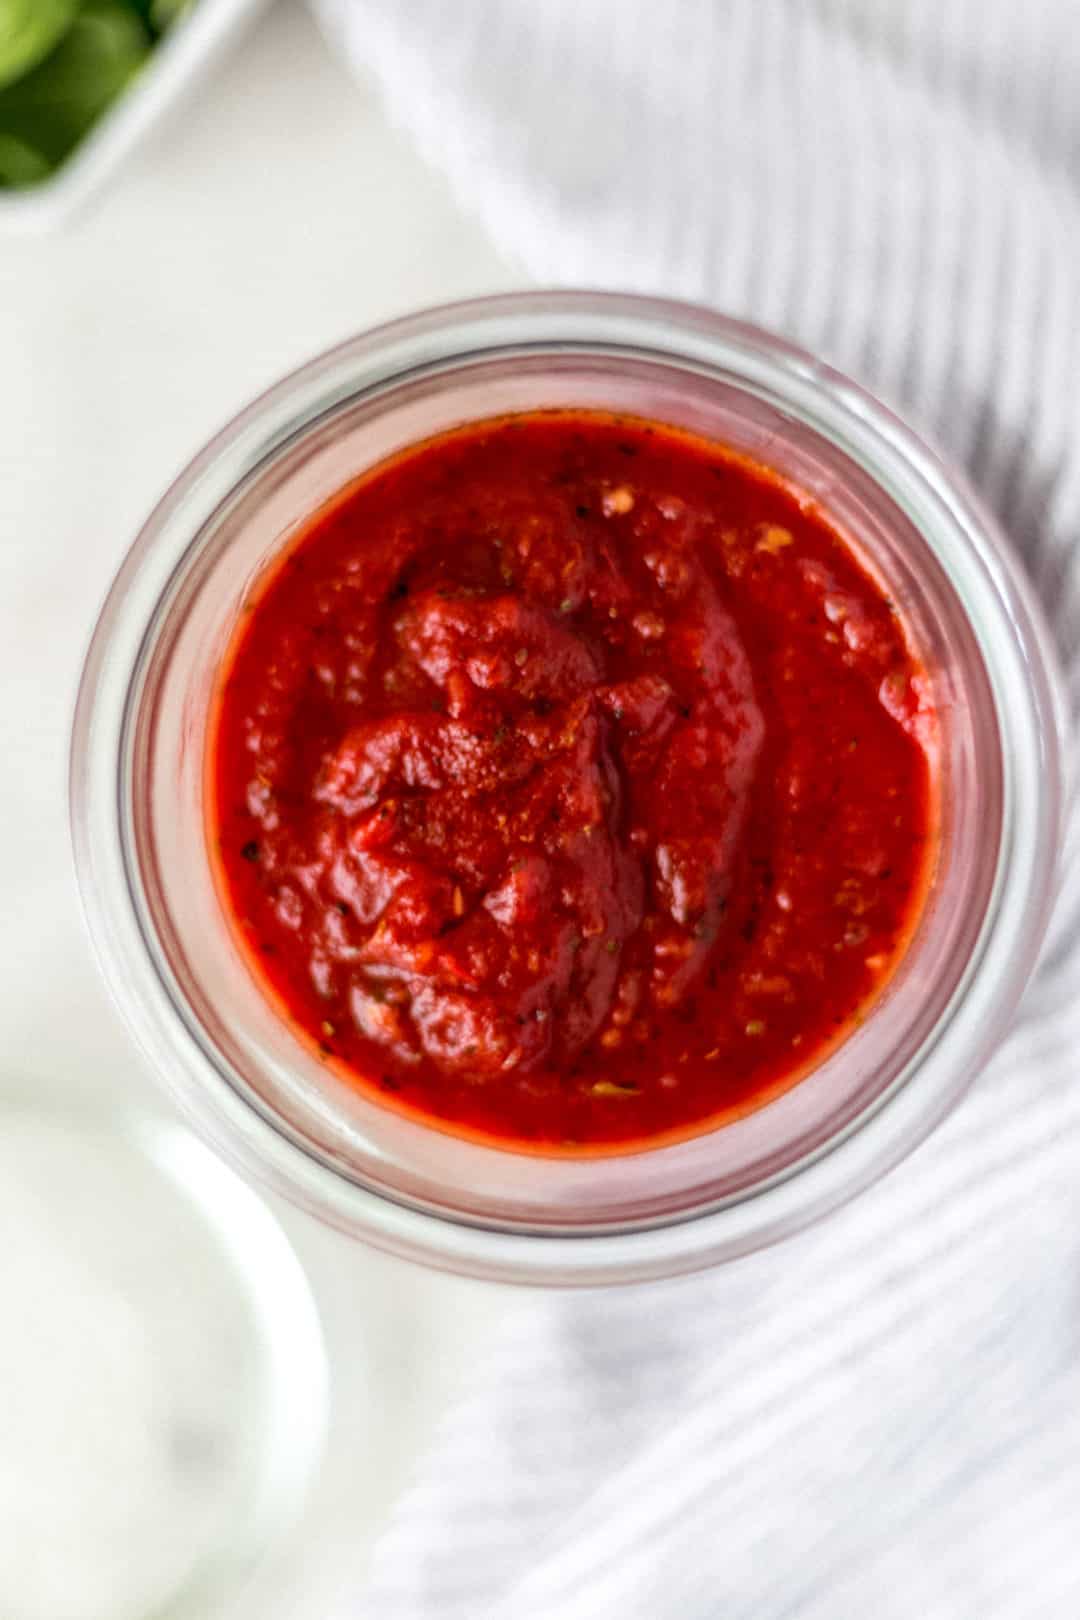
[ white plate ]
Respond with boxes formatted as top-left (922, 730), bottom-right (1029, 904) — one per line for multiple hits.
top-left (0, 0), bottom-right (269, 234)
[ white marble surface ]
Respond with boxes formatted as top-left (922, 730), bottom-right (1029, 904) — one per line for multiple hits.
top-left (0, 3), bottom-right (522, 1610)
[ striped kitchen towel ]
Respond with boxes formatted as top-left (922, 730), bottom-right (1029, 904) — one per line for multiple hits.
top-left (311, 2), bottom-right (1080, 1615)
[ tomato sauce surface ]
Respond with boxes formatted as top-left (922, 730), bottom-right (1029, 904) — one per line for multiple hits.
top-left (211, 412), bottom-right (935, 1151)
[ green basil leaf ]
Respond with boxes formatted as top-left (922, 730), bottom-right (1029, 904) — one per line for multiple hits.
top-left (0, 0), bottom-right (150, 180)
top-left (0, 0), bottom-right (78, 91)
top-left (0, 128), bottom-right (50, 185)
top-left (149, 0), bottom-right (193, 32)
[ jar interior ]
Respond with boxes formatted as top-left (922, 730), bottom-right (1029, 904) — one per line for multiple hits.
top-left (125, 351), bottom-right (1002, 1234)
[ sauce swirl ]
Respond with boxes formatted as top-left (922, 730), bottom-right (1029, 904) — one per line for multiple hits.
top-left (211, 412), bottom-right (934, 1150)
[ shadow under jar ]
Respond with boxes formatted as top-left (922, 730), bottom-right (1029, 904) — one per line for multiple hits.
top-left (71, 292), bottom-right (1066, 1285)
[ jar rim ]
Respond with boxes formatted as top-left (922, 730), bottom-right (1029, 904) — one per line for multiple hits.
top-left (70, 291), bottom-right (1067, 1284)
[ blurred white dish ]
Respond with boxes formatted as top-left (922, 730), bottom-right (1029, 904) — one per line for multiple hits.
top-left (0, 0), bottom-right (268, 234)
top-left (0, 1086), bottom-right (327, 1620)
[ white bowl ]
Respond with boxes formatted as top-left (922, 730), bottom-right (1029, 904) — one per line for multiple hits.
top-left (0, 0), bottom-right (268, 234)
top-left (0, 1083), bottom-right (328, 1620)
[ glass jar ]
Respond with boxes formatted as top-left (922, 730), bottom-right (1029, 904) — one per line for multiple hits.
top-left (70, 291), bottom-right (1067, 1285)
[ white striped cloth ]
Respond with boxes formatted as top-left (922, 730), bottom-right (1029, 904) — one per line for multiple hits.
top-left (310, 3), bottom-right (1080, 1615)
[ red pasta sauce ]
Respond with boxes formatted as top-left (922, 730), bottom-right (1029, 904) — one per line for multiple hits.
top-left (210, 411), bottom-right (936, 1152)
